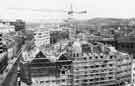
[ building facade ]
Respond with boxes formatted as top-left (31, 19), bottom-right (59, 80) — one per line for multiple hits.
top-left (71, 41), bottom-right (131, 86)
top-left (28, 40), bottom-right (132, 86)
top-left (132, 59), bottom-right (135, 86)
top-left (34, 25), bottom-right (50, 47)
top-left (0, 23), bottom-right (15, 34)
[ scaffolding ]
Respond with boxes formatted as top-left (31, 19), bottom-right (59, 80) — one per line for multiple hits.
top-left (29, 41), bottom-right (132, 86)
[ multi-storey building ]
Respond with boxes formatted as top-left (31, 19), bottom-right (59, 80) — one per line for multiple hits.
top-left (0, 23), bottom-right (15, 34)
top-left (29, 50), bottom-right (72, 86)
top-left (71, 40), bottom-right (131, 86)
top-left (116, 35), bottom-right (135, 57)
top-left (34, 24), bottom-right (51, 47)
top-left (27, 39), bottom-right (132, 86)
top-left (0, 33), bottom-right (8, 74)
top-left (131, 59), bottom-right (135, 86)
top-left (34, 24), bottom-right (72, 47)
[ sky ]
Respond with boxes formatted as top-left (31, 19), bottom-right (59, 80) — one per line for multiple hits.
top-left (0, 0), bottom-right (135, 22)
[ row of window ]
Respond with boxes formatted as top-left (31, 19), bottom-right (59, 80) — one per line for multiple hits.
top-left (73, 53), bottom-right (116, 60)
top-left (74, 72), bottom-right (115, 78)
top-left (118, 43), bottom-right (135, 49)
top-left (73, 69), bottom-right (115, 75)
top-left (117, 57), bottom-right (130, 62)
top-left (73, 64), bottom-right (115, 70)
top-left (34, 79), bottom-right (71, 84)
top-left (74, 77), bottom-right (114, 83)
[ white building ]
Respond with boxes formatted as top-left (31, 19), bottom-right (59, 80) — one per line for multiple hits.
top-left (32, 77), bottom-right (59, 86)
top-left (0, 23), bottom-right (15, 34)
top-left (34, 24), bottom-right (50, 47)
top-left (21, 45), bottom-right (40, 63)
top-left (131, 59), bottom-right (135, 86)
top-left (34, 24), bottom-right (64, 47)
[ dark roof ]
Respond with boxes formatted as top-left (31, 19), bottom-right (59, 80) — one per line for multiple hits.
top-left (35, 51), bottom-right (46, 58)
top-left (57, 53), bottom-right (72, 65)
top-left (58, 54), bottom-right (68, 60)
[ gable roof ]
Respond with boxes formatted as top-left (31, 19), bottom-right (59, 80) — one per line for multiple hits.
top-left (35, 51), bottom-right (46, 58)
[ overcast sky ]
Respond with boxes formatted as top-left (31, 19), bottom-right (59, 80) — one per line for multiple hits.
top-left (0, 0), bottom-right (135, 22)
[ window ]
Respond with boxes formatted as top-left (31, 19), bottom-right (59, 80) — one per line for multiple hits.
top-left (64, 66), bottom-right (68, 69)
top-left (83, 80), bottom-right (88, 82)
top-left (77, 53), bottom-right (79, 57)
top-left (110, 56), bottom-right (113, 59)
top-left (89, 79), bottom-right (93, 81)
top-left (62, 79), bottom-right (65, 82)
top-left (109, 64), bottom-right (113, 67)
top-left (84, 58), bottom-right (87, 60)
top-left (126, 57), bottom-right (129, 60)
top-left (73, 54), bottom-right (76, 57)
top-left (75, 80), bottom-right (79, 83)
top-left (108, 77), bottom-right (113, 79)
top-left (40, 81), bottom-right (44, 84)
top-left (61, 71), bottom-right (65, 75)
top-left (76, 69), bottom-right (79, 71)
top-left (95, 65), bottom-right (99, 67)
top-left (109, 72), bottom-right (113, 75)
top-left (84, 66), bottom-right (88, 69)
top-left (100, 56), bottom-right (103, 59)
top-left (84, 75), bottom-right (88, 77)
top-left (100, 78), bottom-right (105, 80)
top-left (95, 56), bottom-right (98, 59)
top-left (75, 76), bottom-right (79, 78)
top-left (131, 44), bottom-right (133, 48)
top-left (89, 57), bottom-right (92, 59)
top-left (46, 81), bottom-right (49, 83)
top-left (102, 65), bottom-right (105, 67)
top-left (38, 33), bottom-right (42, 35)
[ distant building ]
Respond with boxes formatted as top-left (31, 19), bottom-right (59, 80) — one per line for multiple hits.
top-left (71, 40), bottom-right (131, 86)
top-left (50, 31), bottom-right (69, 44)
top-left (34, 24), bottom-right (51, 47)
top-left (0, 33), bottom-right (8, 74)
top-left (0, 23), bottom-right (15, 34)
top-left (13, 20), bottom-right (25, 31)
top-left (34, 24), bottom-right (71, 47)
top-left (0, 51), bottom-right (8, 77)
top-left (7, 40), bottom-right (17, 60)
top-left (116, 36), bottom-right (135, 58)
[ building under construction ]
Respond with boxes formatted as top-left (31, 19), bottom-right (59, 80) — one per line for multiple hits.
top-left (72, 41), bottom-right (131, 86)
top-left (26, 39), bottom-right (132, 86)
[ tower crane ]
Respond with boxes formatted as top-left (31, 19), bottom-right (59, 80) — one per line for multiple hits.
top-left (67, 4), bottom-right (87, 16)
top-left (9, 4), bottom-right (87, 38)
top-left (8, 4), bottom-right (87, 21)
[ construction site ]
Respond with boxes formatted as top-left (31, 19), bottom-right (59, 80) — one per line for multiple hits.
top-left (25, 39), bottom-right (132, 86)
top-left (0, 1), bottom-right (135, 86)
